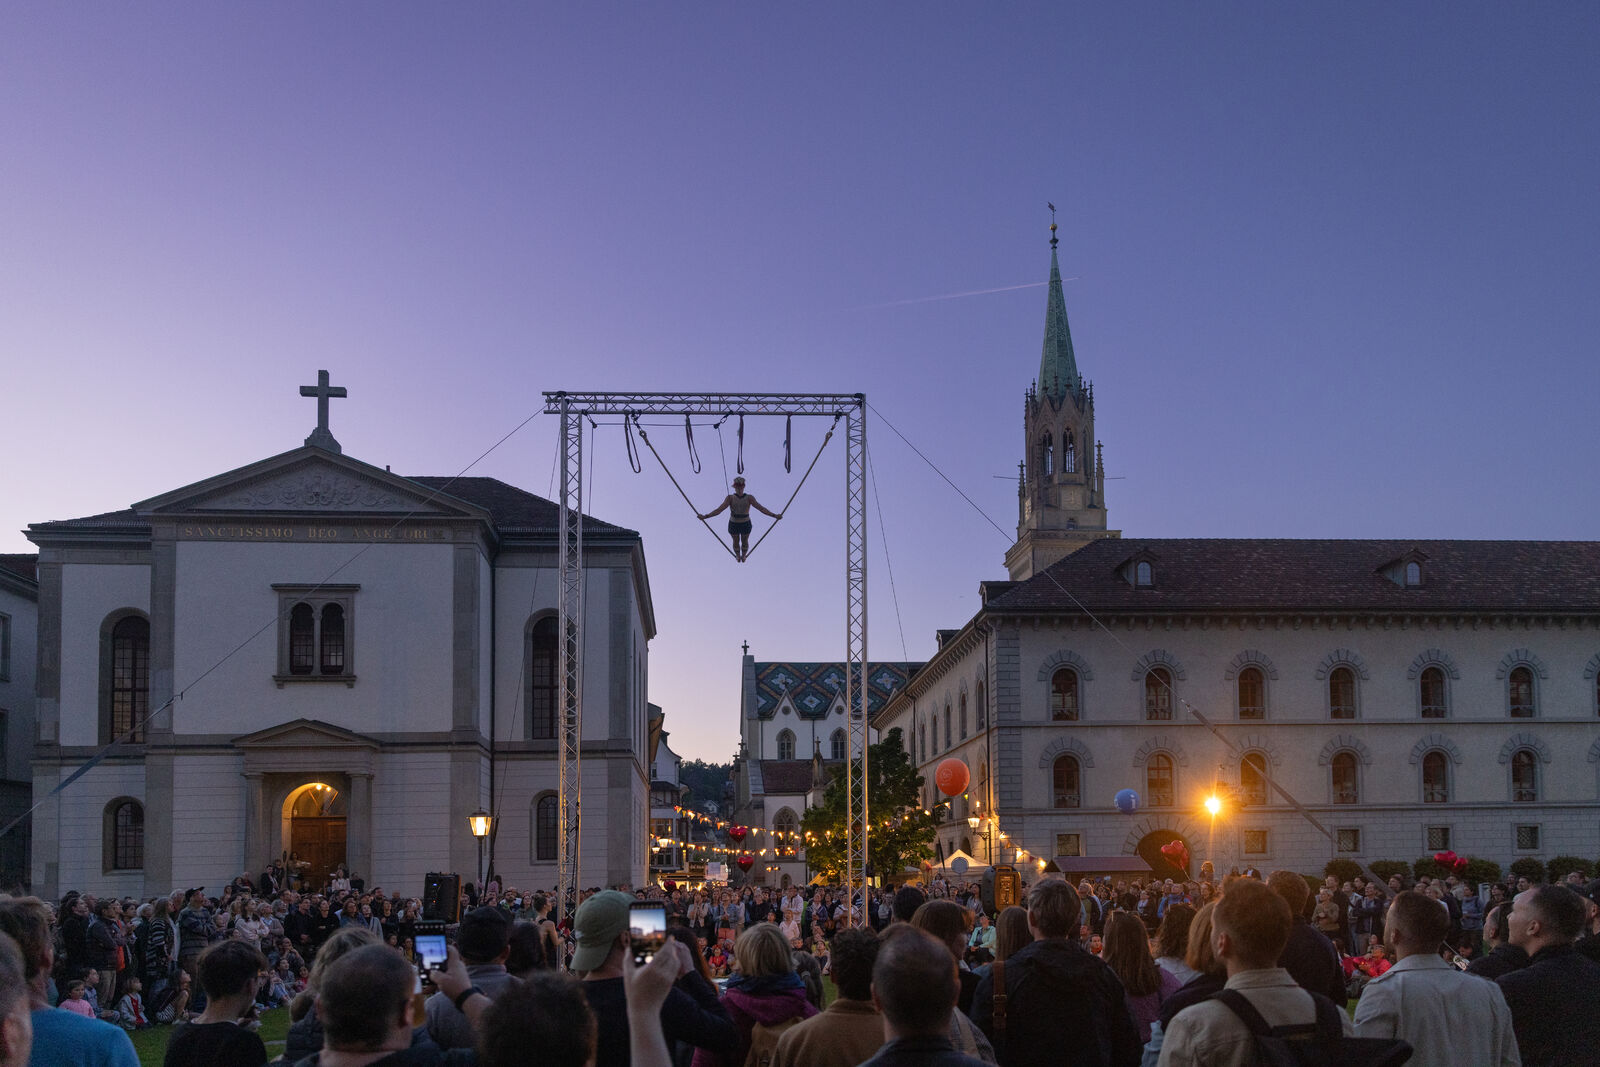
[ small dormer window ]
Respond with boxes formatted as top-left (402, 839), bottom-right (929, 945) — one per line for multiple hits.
top-left (1404, 561), bottom-right (1422, 587)
top-left (1136, 561), bottom-right (1153, 587)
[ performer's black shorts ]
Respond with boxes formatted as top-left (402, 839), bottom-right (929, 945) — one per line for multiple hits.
top-left (729, 520), bottom-right (752, 536)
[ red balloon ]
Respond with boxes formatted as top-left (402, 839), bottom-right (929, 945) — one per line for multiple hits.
top-left (728, 825), bottom-right (748, 843)
top-left (664, 880), bottom-right (677, 892)
top-left (1159, 839), bottom-right (1191, 873)
top-left (935, 758), bottom-right (971, 798)
top-left (736, 854), bottom-right (754, 873)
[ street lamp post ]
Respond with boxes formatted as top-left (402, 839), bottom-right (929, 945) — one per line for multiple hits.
top-left (967, 814), bottom-right (992, 865)
top-left (469, 809), bottom-right (492, 892)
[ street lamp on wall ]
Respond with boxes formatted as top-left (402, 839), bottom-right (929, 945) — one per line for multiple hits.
top-left (470, 809), bottom-right (492, 891)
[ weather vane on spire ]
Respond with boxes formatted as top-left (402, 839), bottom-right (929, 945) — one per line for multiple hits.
top-left (1048, 202), bottom-right (1058, 249)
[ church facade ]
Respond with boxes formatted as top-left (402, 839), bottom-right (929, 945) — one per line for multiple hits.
top-left (874, 231), bottom-right (1600, 881)
top-left (26, 388), bottom-right (654, 900)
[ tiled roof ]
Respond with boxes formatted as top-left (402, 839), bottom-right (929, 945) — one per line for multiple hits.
top-left (29, 479), bottom-right (632, 539)
top-left (759, 760), bottom-right (819, 795)
top-left (0, 554), bottom-right (38, 582)
top-left (986, 539), bottom-right (1600, 615)
top-left (753, 661), bottom-right (922, 720)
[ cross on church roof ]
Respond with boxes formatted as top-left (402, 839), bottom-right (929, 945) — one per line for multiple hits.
top-left (300, 369), bottom-right (347, 454)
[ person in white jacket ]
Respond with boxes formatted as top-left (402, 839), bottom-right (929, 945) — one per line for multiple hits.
top-left (1353, 890), bottom-right (1520, 1067)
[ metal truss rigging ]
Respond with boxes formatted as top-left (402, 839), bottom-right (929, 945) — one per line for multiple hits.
top-left (541, 391), bottom-right (870, 918)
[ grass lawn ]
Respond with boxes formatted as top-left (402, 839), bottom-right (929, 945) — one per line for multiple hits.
top-left (130, 1007), bottom-right (291, 1067)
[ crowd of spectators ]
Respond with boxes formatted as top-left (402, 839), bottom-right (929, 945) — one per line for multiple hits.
top-left (5, 860), bottom-right (1600, 1066)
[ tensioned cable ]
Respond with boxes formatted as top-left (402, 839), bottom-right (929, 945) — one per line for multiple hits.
top-left (0, 407), bottom-right (546, 842)
top-left (633, 416), bottom-right (740, 560)
top-left (866, 439), bottom-right (909, 662)
top-left (866, 400), bottom-right (1375, 872)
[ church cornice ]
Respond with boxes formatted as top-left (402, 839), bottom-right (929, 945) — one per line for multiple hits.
top-left (983, 610), bottom-right (1600, 632)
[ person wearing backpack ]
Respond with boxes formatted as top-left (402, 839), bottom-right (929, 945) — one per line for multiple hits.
top-left (692, 923), bottom-right (817, 1067)
top-left (1158, 879), bottom-right (1371, 1067)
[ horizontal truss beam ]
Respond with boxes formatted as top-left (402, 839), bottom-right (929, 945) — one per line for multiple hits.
top-left (543, 392), bottom-right (863, 417)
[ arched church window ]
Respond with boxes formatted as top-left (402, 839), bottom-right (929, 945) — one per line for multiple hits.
top-left (105, 799), bottom-right (144, 870)
top-left (109, 615), bottom-right (150, 743)
top-left (976, 681), bottom-right (987, 729)
top-left (1508, 666), bottom-right (1535, 718)
top-left (1053, 755), bottom-right (1081, 808)
top-left (528, 616), bottom-right (558, 740)
top-left (319, 603), bottom-right (346, 675)
top-left (1331, 751), bottom-right (1359, 804)
top-left (1041, 433), bottom-right (1053, 476)
top-left (777, 729), bottom-right (796, 760)
top-left (1063, 431), bottom-right (1076, 473)
top-left (1422, 751), bottom-right (1449, 803)
top-left (1146, 754), bottom-right (1175, 807)
top-left (1240, 752), bottom-right (1268, 805)
top-left (289, 603), bottom-right (315, 674)
top-left (944, 705), bottom-right (952, 750)
top-left (773, 808), bottom-right (799, 852)
top-left (1144, 668), bottom-right (1172, 720)
top-left (1135, 561), bottom-right (1153, 588)
top-left (1328, 667), bottom-right (1357, 719)
top-left (1419, 667), bottom-right (1448, 718)
top-left (1511, 750), bottom-right (1539, 802)
top-left (959, 692), bottom-right (968, 740)
top-left (1237, 667), bottom-right (1266, 720)
top-left (1051, 668), bottom-right (1079, 721)
top-left (830, 729), bottom-right (846, 760)
top-left (534, 794), bottom-right (558, 861)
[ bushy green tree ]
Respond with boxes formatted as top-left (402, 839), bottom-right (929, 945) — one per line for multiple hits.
top-left (1368, 860), bottom-right (1411, 884)
top-left (1547, 855), bottom-right (1595, 882)
top-left (1462, 857), bottom-right (1502, 886)
top-left (1323, 859), bottom-right (1362, 884)
top-left (1509, 857), bottom-right (1547, 884)
top-left (801, 728), bottom-right (943, 883)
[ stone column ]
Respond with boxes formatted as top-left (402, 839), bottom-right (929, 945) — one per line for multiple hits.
top-left (347, 773), bottom-right (373, 886)
top-left (242, 773), bottom-right (267, 874)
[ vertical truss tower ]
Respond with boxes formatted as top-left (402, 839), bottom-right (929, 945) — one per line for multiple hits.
top-left (542, 392), bottom-right (869, 919)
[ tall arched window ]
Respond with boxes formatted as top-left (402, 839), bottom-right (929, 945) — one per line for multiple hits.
top-left (976, 681), bottom-right (987, 729)
top-left (774, 808), bottom-right (799, 853)
top-left (1051, 668), bottom-right (1079, 721)
top-left (944, 706), bottom-right (952, 750)
top-left (1147, 754), bottom-right (1175, 807)
top-left (1331, 752), bottom-right (1359, 804)
top-left (109, 616), bottom-right (150, 743)
top-left (777, 729), bottom-right (796, 760)
top-left (1508, 667), bottom-right (1535, 718)
top-left (1328, 667), bottom-right (1357, 719)
top-left (919, 720), bottom-right (927, 762)
top-left (1144, 668), bottom-right (1172, 720)
top-left (1041, 433), bottom-right (1054, 476)
top-left (1419, 667), bottom-right (1448, 718)
top-left (1511, 750), bottom-right (1539, 802)
top-left (106, 799), bottom-right (144, 870)
top-left (830, 729), bottom-right (846, 760)
top-left (534, 794), bottom-right (558, 861)
top-left (1237, 667), bottom-right (1265, 720)
top-left (528, 617), bottom-right (558, 740)
top-left (1135, 561), bottom-right (1153, 588)
top-left (959, 692), bottom-right (968, 740)
top-left (288, 604), bottom-right (315, 675)
top-left (1422, 751), bottom-right (1449, 803)
top-left (319, 603), bottom-right (346, 675)
top-left (1062, 431), bottom-right (1076, 473)
top-left (1052, 755), bottom-right (1081, 808)
top-left (1240, 753), bottom-right (1268, 805)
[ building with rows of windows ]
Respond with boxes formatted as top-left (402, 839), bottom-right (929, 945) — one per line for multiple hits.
top-left (872, 230), bottom-right (1600, 879)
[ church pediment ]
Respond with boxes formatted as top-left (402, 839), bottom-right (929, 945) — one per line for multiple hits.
top-left (233, 718), bottom-right (379, 750)
top-left (135, 448), bottom-right (483, 519)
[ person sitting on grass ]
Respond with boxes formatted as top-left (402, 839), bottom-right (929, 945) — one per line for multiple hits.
top-left (111, 976), bottom-right (149, 1030)
top-left (163, 939), bottom-right (269, 1067)
top-left (58, 981), bottom-right (95, 1019)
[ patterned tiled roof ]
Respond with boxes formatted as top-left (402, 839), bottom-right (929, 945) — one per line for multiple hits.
top-left (753, 661), bottom-right (922, 720)
top-left (986, 538), bottom-right (1600, 614)
top-left (759, 760), bottom-right (820, 795)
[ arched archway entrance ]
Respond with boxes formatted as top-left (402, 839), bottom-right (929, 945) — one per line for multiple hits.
top-left (283, 782), bottom-right (347, 891)
top-left (1135, 829), bottom-right (1192, 882)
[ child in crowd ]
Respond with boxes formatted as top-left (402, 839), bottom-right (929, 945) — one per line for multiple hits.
top-left (59, 981), bottom-right (95, 1018)
top-left (112, 977), bottom-right (149, 1030)
top-left (706, 941), bottom-right (731, 978)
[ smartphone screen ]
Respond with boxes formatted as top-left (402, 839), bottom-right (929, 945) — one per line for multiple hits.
top-left (416, 933), bottom-right (448, 973)
top-left (630, 902), bottom-right (667, 965)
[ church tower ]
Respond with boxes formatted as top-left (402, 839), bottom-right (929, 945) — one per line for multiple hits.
top-left (1004, 216), bottom-right (1120, 581)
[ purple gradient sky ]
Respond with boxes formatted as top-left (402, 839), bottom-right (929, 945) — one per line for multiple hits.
top-left (4, 6), bottom-right (1597, 762)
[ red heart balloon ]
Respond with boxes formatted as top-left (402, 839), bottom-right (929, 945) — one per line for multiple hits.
top-left (736, 854), bottom-right (754, 872)
top-left (1159, 840), bottom-right (1190, 872)
top-left (728, 825), bottom-right (748, 843)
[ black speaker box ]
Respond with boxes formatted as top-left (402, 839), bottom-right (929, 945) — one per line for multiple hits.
top-left (422, 872), bottom-right (461, 923)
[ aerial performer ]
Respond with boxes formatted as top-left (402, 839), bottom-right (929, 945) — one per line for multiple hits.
top-left (698, 476), bottom-right (780, 562)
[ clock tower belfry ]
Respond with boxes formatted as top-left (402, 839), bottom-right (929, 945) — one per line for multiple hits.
top-left (1004, 214), bottom-right (1120, 581)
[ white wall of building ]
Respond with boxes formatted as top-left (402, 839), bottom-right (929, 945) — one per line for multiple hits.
top-left (58, 564), bottom-right (149, 748)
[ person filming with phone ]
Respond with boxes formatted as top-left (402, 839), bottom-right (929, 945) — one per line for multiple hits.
top-left (423, 908), bottom-right (517, 1051)
top-left (572, 890), bottom-right (738, 1067)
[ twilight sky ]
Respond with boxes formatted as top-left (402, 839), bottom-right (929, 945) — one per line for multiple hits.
top-left (4, 4), bottom-right (1597, 763)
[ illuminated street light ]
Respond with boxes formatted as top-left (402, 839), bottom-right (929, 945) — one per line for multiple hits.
top-left (1204, 795), bottom-right (1222, 816)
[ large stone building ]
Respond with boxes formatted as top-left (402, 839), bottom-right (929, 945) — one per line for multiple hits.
top-left (874, 231), bottom-right (1600, 880)
top-left (0, 554), bottom-right (38, 888)
top-left (25, 381), bottom-right (655, 899)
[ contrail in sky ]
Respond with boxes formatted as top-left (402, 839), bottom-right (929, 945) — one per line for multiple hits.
top-left (852, 278), bottom-right (1073, 311)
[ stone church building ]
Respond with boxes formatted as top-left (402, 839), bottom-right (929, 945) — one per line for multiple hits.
top-left (874, 228), bottom-right (1600, 880)
top-left (26, 382), bottom-right (654, 899)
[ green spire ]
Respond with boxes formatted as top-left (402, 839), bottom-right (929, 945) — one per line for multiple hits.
top-left (1038, 218), bottom-right (1080, 403)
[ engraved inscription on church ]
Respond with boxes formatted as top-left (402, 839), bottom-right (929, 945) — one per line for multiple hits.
top-left (179, 524), bottom-right (449, 541)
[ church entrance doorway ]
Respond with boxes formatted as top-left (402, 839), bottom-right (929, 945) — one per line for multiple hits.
top-left (284, 782), bottom-right (347, 892)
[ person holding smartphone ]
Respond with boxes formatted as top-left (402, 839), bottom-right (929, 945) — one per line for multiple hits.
top-left (423, 908), bottom-right (517, 1051)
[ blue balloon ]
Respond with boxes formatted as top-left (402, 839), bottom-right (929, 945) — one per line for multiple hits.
top-left (1114, 789), bottom-right (1140, 814)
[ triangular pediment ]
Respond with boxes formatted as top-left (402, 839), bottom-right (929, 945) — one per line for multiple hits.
top-left (232, 718), bottom-right (379, 750)
top-left (135, 448), bottom-right (484, 519)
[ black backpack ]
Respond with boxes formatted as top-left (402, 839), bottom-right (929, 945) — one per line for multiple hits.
top-left (1210, 989), bottom-right (1413, 1067)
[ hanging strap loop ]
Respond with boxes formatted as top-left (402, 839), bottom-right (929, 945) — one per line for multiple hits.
top-left (784, 415), bottom-right (792, 473)
top-left (632, 415), bottom-right (738, 560)
top-left (736, 415), bottom-right (745, 475)
top-left (742, 413), bottom-right (841, 562)
top-left (624, 412), bottom-right (642, 473)
top-left (685, 415), bottom-right (701, 474)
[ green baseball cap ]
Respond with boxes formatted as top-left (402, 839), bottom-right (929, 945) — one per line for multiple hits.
top-left (571, 890), bottom-right (633, 972)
